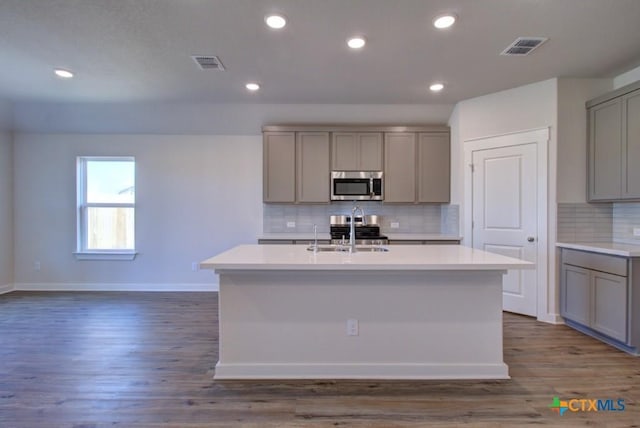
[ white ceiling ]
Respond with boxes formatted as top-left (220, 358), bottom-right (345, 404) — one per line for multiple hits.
top-left (1, 0), bottom-right (640, 105)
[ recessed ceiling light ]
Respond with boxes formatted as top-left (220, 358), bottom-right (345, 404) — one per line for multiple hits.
top-left (347, 37), bottom-right (366, 49)
top-left (54, 68), bottom-right (74, 78)
top-left (429, 83), bottom-right (444, 92)
top-left (246, 82), bottom-right (260, 91)
top-left (265, 14), bottom-right (286, 29)
top-left (433, 14), bottom-right (456, 29)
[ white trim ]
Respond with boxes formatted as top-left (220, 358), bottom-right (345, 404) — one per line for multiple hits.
top-left (76, 156), bottom-right (136, 253)
top-left (14, 282), bottom-right (219, 292)
top-left (214, 362), bottom-right (510, 380)
top-left (463, 128), bottom-right (550, 323)
top-left (538, 313), bottom-right (565, 325)
top-left (73, 251), bottom-right (138, 261)
top-left (463, 126), bottom-right (551, 144)
top-left (0, 283), bottom-right (14, 294)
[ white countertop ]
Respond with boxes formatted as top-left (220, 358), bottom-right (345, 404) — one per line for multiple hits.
top-left (201, 244), bottom-right (532, 272)
top-left (556, 241), bottom-right (640, 257)
top-left (257, 233), bottom-right (461, 241)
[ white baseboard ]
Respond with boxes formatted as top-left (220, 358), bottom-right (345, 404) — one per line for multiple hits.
top-left (0, 283), bottom-right (14, 294)
top-left (538, 312), bottom-right (564, 325)
top-left (13, 282), bottom-right (219, 292)
top-left (214, 362), bottom-right (510, 380)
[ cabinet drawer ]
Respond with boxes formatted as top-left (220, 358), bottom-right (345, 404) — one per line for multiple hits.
top-left (258, 239), bottom-right (295, 244)
top-left (562, 249), bottom-right (627, 277)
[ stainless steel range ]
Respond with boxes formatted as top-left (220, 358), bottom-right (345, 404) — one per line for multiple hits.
top-left (329, 215), bottom-right (388, 245)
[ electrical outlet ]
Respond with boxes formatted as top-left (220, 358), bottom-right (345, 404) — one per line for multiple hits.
top-left (191, 262), bottom-right (199, 272)
top-left (346, 319), bottom-right (359, 336)
top-left (390, 222), bottom-right (400, 229)
top-left (634, 227), bottom-right (640, 237)
top-left (34, 261), bottom-right (41, 271)
top-left (286, 221), bottom-right (296, 228)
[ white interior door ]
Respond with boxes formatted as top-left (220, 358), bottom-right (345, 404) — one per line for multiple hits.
top-left (472, 143), bottom-right (538, 316)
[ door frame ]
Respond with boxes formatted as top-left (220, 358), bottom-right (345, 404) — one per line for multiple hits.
top-left (463, 128), bottom-right (549, 321)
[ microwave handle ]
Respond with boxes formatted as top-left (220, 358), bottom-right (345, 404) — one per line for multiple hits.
top-left (370, 178), bottom-right (374, 199)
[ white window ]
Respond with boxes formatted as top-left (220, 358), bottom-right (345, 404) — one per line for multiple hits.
top-left (75, 156), bottom-right (136, 260)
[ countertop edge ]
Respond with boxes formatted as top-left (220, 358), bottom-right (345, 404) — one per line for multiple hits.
top-left (556, 241), bottom-right (640, 257)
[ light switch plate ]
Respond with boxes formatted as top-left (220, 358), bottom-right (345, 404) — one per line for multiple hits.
top-left (346, 319), bottom-right (359, 336)
top-left (390, 222), bottom-right (400, 229)
top-left (286, 221), bottom-right (296, 228)
top-left (633, 227), bottom-right (640, 237)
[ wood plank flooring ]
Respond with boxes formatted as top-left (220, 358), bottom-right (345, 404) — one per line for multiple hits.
top-left (1, 291), bottom-right (639, 427)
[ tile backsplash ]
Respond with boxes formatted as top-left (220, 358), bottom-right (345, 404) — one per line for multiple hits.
top-left (557, 202), bottom-right (640, 244)
top-left (263, 203), bottom-right (459, 236)
top-left (557, 203), bottom-right (612, 243)
top-left (613, 203), bottom-right (640, 244)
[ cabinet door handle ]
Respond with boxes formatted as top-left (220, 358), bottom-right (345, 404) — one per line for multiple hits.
top-left (527, 236), bottom-right (535, 242)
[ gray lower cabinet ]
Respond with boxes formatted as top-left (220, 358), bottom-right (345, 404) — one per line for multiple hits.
top-left (257, 239), bottom-right (295, 244)
top-left (560, 248), bottom-right (635, 351)
top-left (561, 264), bottom-right (591, 326)
top-left (258, 239), bottom-right (330, 245)
top-left (389, 240), bottom-right (460, 245)
top-left (591, 270), bottom-right (628, 342)
top-left (587, 81), bottom-right (640, 201)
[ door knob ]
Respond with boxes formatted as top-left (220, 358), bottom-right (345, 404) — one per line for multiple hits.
top-left (527, 236), bottom-right (535, 242)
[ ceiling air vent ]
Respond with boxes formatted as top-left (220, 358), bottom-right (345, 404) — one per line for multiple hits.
top-left (500, 37), bottom-right (548, 56)
top-left (192, 55), bottom-right (226, 71)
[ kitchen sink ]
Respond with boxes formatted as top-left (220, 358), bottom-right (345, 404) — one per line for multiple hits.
top-left (306, 245), bottom-right (389, 253)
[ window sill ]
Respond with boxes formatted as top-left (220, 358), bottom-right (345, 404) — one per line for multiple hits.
top-left (73, 251), bottom-right (138, 261)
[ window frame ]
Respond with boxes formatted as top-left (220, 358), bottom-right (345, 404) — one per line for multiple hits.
top-left (74, 156), bottom-right (137, 261)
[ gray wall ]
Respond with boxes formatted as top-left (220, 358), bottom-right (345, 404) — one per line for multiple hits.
top-left (0, 132), bottom-right (13, 291)
top-left (13, 134), bottom-right (262, 289)
top-left (11, 102), bottom-right (454, 134)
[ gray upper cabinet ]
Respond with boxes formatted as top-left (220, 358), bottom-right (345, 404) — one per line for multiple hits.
top-left (263, 125), bottom-right (450, 204)
top-left (384, 133), bottom-right (416, 203)
top-left (589, 98), bottom-right (622, 200)
top-left (623, 90), bottom-right (640, 198)
top-left (263, 130), bottom-right (330, 204)
top-left (588, 81), bottom-right (640, 201)
top-left (296, 132), bottom-right (330, 203)
top-left (385, 130), bottom-right (451, 203)
top-left (417, 132), bottom-right (450, 203)
top-left (331, 132), bottom-right (383, 171)
top-left (263, 131), bottom-right (296, 203)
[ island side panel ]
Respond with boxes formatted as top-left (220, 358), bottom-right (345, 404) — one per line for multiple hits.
top-left (215, 270), bottom-right (508, 380)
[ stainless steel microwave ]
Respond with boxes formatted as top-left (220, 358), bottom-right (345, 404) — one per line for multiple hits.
top-left (331, 171), bottom-right (384, 201)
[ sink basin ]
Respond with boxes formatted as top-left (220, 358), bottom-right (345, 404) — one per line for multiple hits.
top-left (306, 245), bottom-right (389, 253)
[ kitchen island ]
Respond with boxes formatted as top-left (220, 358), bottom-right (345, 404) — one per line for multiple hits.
top-left (200, 244), bottom-right (532, 380)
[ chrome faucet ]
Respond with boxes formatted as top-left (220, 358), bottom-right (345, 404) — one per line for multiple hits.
top-left (312, 224), bottom-right (318, 253)
top-left (350, 204), bottom-right (366, 253)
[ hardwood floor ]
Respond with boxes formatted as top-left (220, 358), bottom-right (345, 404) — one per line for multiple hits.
top-left (1, 292), bottom-right (639, 427)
